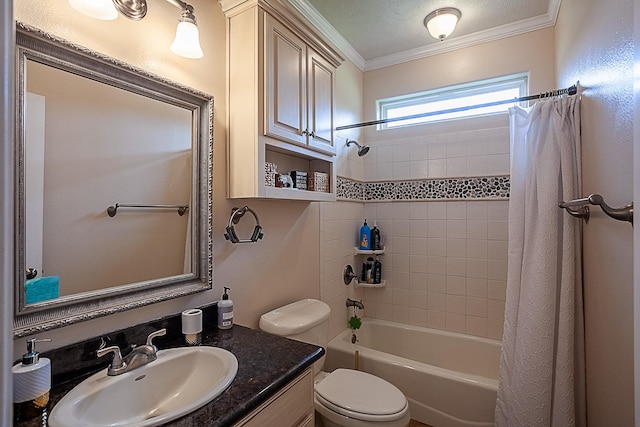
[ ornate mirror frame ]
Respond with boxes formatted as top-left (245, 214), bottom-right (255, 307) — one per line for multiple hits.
top-left (14, 23), bottom-right (213, 338)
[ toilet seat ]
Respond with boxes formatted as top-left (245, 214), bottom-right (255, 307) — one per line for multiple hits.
top-left (315, 369), bottom-right (408, 422)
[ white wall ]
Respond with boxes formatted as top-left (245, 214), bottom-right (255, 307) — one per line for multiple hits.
top-left (13, 0), bottom-right (320, 358)
top-left (555, 0), bottom-right (635, 425)
top-left (635, 0), bottom-right (640, 422)
top-left (334, 59), bottom-right (366, 181)
top-left (362, 27), bottom-right (556, 145)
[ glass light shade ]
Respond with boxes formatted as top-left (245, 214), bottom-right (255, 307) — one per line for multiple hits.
top-left (425, 8), bottom-right (461, 41)
top-left (68, 0), bottom-right (118, 20)
top-left (171, 21), bottom-right (204, 59)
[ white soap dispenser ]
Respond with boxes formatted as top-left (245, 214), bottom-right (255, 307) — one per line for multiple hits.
top-left (13, 338), bottom-right (52, 422)
top-left (217, 287), bottom-right (234, 329)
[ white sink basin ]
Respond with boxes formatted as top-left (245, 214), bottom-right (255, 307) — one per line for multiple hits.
top-left (49, 346), bottom-right (238, 427)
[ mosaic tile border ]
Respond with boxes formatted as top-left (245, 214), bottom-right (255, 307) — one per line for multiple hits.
top-left (336, 175), bottom-right (510, 201)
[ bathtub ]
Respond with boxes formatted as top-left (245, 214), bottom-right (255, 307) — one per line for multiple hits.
top-left (324, 318), bottom-right (501, 427)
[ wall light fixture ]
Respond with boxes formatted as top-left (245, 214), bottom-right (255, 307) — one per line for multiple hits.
top-left (69, 0), bottom-right (203, 59)
top-left (423, 7), bottom-right (461, 41)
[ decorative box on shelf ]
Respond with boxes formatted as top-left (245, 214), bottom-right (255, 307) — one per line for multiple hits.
top-left (290, 171), bottom-right (308, 190)
top-left (308, 172), bottom-right (329, 192)
top-left (265, 162), bottom-right (277, 187)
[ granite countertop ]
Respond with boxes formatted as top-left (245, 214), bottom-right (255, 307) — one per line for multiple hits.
top-left (17, 315), bottom-right (324, 427)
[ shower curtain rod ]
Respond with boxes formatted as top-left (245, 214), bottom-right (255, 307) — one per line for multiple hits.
top-left (335, 84), bottom-right (578, 131)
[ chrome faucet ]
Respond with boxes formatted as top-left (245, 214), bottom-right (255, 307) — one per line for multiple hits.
top-left (346, 298), bottom-right (364, 310)
top-left (97, 328), bottom-right (166, 376)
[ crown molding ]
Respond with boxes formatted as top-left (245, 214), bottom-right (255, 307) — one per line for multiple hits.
top-left (291, 0), bottom-right (562, 72)
top-left (287, 0), bottom-right (365, 70)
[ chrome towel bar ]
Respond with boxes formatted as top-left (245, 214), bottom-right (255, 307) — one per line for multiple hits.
top-left (107, 203), bottom-right (189, 217)
top-left (559, 194), bottom-right (633, 225)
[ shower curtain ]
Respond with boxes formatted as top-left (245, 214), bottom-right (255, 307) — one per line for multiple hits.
top-left (495, 95), bottom-right (586, 427)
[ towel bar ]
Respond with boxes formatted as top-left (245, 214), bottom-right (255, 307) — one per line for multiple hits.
top-left (559, 194), bottom-right (633, 225)
top-left (107, 203), bottom-right (189, 217)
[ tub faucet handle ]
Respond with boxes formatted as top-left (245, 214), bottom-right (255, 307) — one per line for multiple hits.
top-left (346, 298), bottom-right (364, 310)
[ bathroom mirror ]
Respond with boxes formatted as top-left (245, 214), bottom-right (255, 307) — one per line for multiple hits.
top-left (14, 23), bottom-right (213, 337)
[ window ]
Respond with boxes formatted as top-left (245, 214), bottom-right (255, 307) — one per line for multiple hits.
top-left (376, 73), bottom-right (528, 129)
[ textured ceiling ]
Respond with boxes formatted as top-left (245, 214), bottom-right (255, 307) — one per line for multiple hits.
top-left (301, 0), bottom-right (554, 68)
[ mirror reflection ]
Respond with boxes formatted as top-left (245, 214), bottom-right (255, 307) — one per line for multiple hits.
top-left (15, 24), bottom-right (213, 336)
top-left (25, 60), bottom-right (194, 300)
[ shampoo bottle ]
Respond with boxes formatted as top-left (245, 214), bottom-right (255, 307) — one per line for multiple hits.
top-left (13, 338), bottom-right (51, 422)
top-left (373, 256), bottom-right (382, 284)
top-left (366, 257), bottom-right (375, 283)
top-left (371, 221), bottom-right (381, 251)
top-left (359, 220), bottom-right (371, 250)
top-left (218, 287), bottom-right (234, 329)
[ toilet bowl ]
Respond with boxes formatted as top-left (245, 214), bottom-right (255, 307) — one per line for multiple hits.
top-left (314, 370), bottom-right (409, 427)
top-left (259, 299), bottom-right (410, 427)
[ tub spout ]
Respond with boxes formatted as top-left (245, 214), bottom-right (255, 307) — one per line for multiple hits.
top-left (346, 298), bottom-right (364, 310)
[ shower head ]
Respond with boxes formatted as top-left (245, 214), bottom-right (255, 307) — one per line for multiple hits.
top-left (346, 139), bottom-right (370, 157)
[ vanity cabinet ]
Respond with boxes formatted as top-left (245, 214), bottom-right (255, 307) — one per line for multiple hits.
top-left (233, 367), bottom-right (314, 427)
top-left (220, 0), bottom-right (343, 201)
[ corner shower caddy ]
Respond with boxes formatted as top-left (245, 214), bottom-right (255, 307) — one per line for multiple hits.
top-left (352, 247), bottom-right (386, 288)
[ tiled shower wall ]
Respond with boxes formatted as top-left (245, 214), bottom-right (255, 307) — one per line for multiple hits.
top-left (319, 201), bottom-right (364, 338)
top-left (363, 126), bottom-right (510, 181)
top-left (361, 200), bottom-right (507, 340)
top-left (321, 125), bottom-right (510, 341)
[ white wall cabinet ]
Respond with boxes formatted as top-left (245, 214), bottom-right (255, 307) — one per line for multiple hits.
top-left (265, 16), bottom-right (334, 154)
top-left (220, 0), bottom-right (343, 201)
top-left (233, 367), bottom-right (314, 427)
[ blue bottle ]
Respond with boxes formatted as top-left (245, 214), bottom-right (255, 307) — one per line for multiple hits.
top-left (359, 220), bottom-right (371, 250)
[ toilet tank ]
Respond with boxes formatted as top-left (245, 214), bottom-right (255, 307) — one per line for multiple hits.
top-left (259, 299), bottom-right (331, 368)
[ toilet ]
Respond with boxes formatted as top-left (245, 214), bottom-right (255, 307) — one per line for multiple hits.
top-left (259, 299), bottom-right (410, 427)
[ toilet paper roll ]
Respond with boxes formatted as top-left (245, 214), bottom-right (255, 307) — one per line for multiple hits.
top-left (181, 309), bottom-right (203, 334)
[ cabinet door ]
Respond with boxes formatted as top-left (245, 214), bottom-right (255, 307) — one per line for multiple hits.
top-left (307, 49), bottom-right (335, 154)
top-left (233, 368), bottom-right (314, 427)
top-left (265, 16), bottom-right (307, 146)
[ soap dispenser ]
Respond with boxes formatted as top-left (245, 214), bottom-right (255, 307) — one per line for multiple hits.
top-left (218, 287), bottom-right (234, 329)
top-left (13, 338), bottom-right (51, 422)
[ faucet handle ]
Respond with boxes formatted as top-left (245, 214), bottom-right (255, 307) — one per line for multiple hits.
top-left (97, 345), bottom-right (127, 375)
top-left (146, 328), bottom-right (167, 351)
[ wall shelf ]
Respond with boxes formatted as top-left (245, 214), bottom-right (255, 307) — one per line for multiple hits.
top-left (353, 247), bottom-right (385, 255)
top-left (355, 280), bottom-right (386, 288)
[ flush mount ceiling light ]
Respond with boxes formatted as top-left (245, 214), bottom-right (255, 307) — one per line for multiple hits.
top-left (68, 0), bottom-right (203, 59)
top-left (424, 7), bottom-right (461, 41)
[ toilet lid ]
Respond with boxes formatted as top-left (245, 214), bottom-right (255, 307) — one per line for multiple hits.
top-left (315, 369), bottom-right (407, 419)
